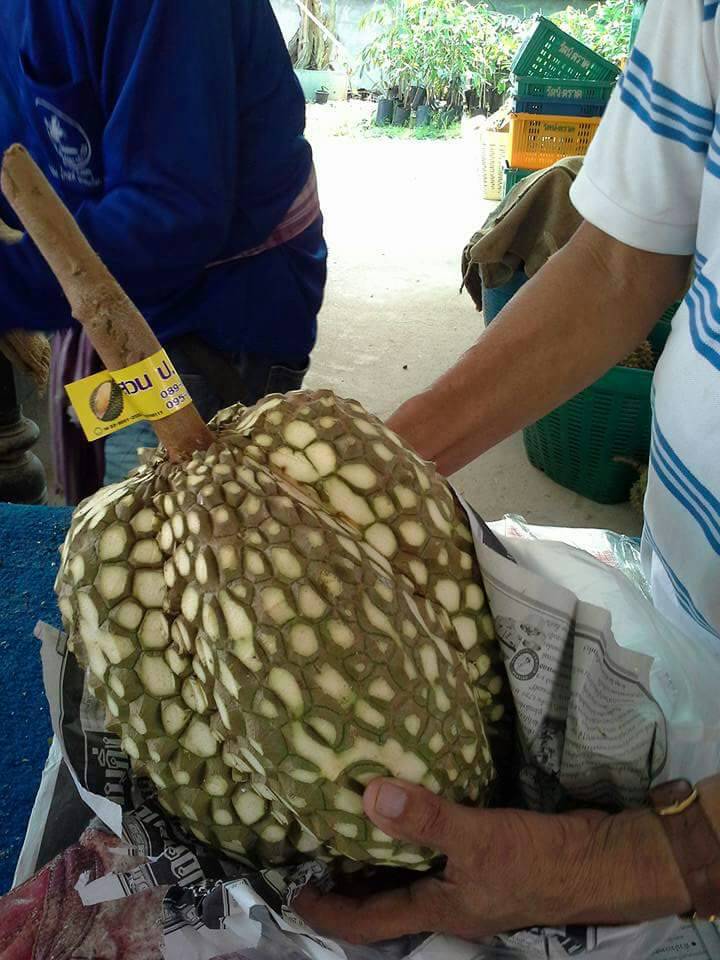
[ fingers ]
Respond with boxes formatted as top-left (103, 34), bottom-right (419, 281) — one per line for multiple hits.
top-left (363, 779), bottom-right (473, 857)
top-left (293, 875), bottom-right (449, 945)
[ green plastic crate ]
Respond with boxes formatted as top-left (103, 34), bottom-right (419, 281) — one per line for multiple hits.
top-left (512, 17), bottom-right (621, 83)
top-left (513, 76), bottom-right (616, 104)
top-left (658, 301), bottom-right (680, 325)
top-left (503, 166), bottom-right (534, 196)
top-left (523, 316), bottom-right (676, 504)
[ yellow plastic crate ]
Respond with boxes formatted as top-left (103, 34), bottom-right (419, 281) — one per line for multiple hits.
top-left (508, 113), bottom-right (601, 170)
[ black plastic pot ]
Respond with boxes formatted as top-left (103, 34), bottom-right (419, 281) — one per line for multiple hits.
top-left (392, 103), bottom-right (410, 126)
top-left (411, 86), bottom-right (427, 110)
top-left (484, 88), bottom-right (504, 114)
top-left (415, 104), bottom-right (433, 127)
top-left (376, 98), bottom-right (394, 126)
top-left (464, 88), bottom-right (479, 112)
top-left (314, 89), bottom-right (330, 104)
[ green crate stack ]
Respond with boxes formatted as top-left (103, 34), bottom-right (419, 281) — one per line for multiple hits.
top-left (502, 17), bottom-right (620, 197)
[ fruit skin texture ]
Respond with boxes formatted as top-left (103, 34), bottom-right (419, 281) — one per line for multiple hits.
top-left (620, 341), bottom-right (656, 371)
top-left (56, 391), bottom-right (505, 870)
top-left (630, 466), bottom-right (649, 516)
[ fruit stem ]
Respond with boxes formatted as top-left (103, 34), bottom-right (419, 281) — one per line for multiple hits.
top-left (1, 144), bottom-right (214, 462)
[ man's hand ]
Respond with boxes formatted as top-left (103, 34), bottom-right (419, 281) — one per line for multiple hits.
top-left (293, 778), bottom-right (691, 946)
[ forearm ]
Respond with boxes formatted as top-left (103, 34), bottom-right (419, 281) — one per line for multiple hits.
top-left (388, 223), bottom-right (690, 476)
top-left (550, 774), bottom-right (720, 926)
top-left (554, 808), bottom-right (691, 926)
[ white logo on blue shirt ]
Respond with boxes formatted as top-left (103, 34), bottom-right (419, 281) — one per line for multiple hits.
top-left (35, 97), bottom-right (100, 188)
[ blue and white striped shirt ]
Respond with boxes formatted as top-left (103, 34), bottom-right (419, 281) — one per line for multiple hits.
top-left (571, 0), bottom-right (720, 648)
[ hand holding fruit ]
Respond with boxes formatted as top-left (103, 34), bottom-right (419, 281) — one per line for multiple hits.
top-left (295, 778), bottom-right (693, 945)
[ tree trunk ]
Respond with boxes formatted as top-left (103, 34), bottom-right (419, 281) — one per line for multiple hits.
top-left (289, 0), bottom-right (336, 71)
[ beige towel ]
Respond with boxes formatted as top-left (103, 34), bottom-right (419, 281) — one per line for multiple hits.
top-left (462, 156), bottom-right (584, 311)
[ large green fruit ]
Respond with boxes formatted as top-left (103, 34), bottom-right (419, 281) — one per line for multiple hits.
top-left (56, 391), bottom-right (506, 869)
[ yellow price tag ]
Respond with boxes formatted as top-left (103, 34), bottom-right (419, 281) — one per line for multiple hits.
top-left (65, 349), bottom-right (192, 442)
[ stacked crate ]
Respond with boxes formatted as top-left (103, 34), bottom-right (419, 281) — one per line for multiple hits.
top-left (502, 18), bottom-right (620, 197)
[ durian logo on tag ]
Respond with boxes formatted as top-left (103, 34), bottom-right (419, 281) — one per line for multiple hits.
top-left (66, 349), bottom-right (192, 441)
top-left (89, 379), bottom-right (125, 422)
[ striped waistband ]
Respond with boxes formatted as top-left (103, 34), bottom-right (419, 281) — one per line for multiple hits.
top-left (207, 166), bottom-right (321, 269)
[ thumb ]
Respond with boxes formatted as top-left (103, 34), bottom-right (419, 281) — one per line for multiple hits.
top-left (363, 779), bottom-right (471, 856)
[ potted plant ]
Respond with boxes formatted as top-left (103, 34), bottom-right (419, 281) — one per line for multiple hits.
top-left (415, 103), bottom-right (433, 127)
top-left (314, 86), bottom-right (330, 104)
top-left (392, 101), bottom-right (411, 126)
top-left (361, 0), bottom-right (521, 121)
top-left (375, 96), bottom-right (395, 125)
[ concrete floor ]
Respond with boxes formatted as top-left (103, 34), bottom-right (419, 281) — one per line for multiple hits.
top-left (14, 102), bottom-right (640, 535)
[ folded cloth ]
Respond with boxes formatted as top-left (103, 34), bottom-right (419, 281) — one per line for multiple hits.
top-left (0, 827), bottom-right (165, 958)
top-left (462, 156), bottom-right (584, 311)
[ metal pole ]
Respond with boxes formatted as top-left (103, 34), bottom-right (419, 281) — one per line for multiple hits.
top-left (0, 352), bottom-right (47, 504)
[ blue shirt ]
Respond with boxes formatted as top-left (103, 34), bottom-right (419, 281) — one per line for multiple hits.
top-left (0, 0), bottom-right (326, 359)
